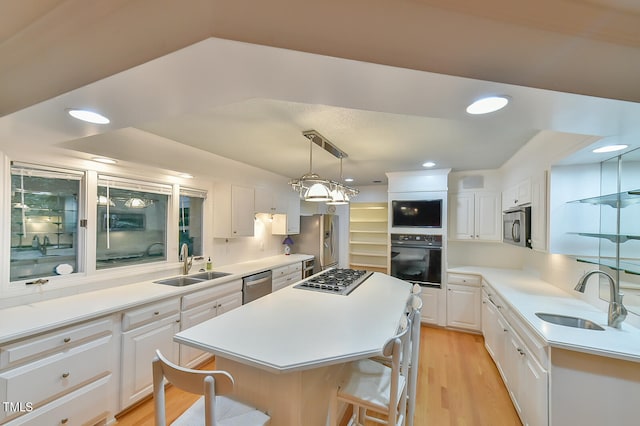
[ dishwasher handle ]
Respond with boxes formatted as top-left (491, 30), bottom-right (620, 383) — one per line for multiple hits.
top-left (245, 275), bottom-right (271, 288)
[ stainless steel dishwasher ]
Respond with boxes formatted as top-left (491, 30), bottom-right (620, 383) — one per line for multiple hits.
top-left (242, 270), bottom-right (272, 304)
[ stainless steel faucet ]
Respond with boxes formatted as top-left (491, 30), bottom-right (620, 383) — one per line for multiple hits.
top-left (180, 243), bottom-right (193, 275)
top-left (574, 270), bottom-right (627, 329)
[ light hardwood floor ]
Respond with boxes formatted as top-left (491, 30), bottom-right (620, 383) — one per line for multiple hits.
top-left (115, 326), bottom-right (521, 425)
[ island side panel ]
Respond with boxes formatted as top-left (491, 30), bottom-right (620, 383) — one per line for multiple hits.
top-left (217, 357), bottom-right (346, 426)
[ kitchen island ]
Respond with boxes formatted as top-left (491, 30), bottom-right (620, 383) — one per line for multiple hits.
top-left (174, 271), bottom-right (412, 425)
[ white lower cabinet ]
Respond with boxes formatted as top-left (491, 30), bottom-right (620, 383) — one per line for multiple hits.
top-left (446, 273), bottom-right (482, 331)
top-left (0, 316), bottom-right (117, 425)
top-left (272, 263), bottom-right (302, 292)
top-left (482, 282), bottom-right (548, 426)
top-left (419, 287), bottom-right (440, 325)
top-left (180, 284), bottom-right (242, 368)
top-left (120, 298), bottom-right (181, 410)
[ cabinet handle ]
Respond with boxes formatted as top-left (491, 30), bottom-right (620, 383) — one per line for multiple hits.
top-left (61, 419), bottom-right (69, 424)
top-left (154, 311), bottom-right (160, 315)
top-left (517, 348), bottom-right (525, 356)
top-left (63, 337), bottom-right (71, 343)
top-left (175, 319), bottom-right (181, 323)
top-left (62, 372), bottom-right (70, 378)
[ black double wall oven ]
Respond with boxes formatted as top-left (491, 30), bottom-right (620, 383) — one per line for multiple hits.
top-left (390, 234), bottom-right (442, 288)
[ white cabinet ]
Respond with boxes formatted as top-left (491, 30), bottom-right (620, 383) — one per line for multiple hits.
top-left (179, 281), bottom-right (243, 368)
top-left (529, 171), bottom-right (547, 251)
top-left (255, 188), bottom-right (282, 214)
top-left (0, 317), bottom-right (117, 425)
top-left (419, 287), bottom-right (440, 325)
top-left (213, 183), bottom-right (255, 237)
top-left (272, 263), bottom-right (302, 292)
top-left (446, 273), bottom-right (482, 331)
top-left (271, 192), bottom-right (301, 235)
top-left (449, 191), bottom-right (501, 241)
top-left (502, 178), bottom-right (532, 210)
top-left (482, 281), bottom-right (548, 426)
top-left (120, 298), bottom-right (181, 409)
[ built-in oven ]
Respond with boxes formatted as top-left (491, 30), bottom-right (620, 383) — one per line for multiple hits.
top-left (390, 234), bottom-right (442, 288)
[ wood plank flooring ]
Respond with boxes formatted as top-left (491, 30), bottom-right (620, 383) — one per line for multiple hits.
top-left (115, 326), bottom-right (521, 425)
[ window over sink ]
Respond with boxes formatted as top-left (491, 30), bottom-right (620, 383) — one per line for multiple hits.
top-left (96, 175), bottom-right (170, 270)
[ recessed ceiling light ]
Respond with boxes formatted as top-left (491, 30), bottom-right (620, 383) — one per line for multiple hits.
top-left (92, 157), bottom-right (117, 164)
top-left (422, 161), bottom-right (436, 168)
top-left (68, 109), bottom-right (110, 124)
top-left (592, 144), bottom-right (628, 153)
top-left (466, 96), bottom-right (509, 115)
top-left (179, 173), bottom-right (194, 179)
top-left (344, 178), bottom-right (354, 182)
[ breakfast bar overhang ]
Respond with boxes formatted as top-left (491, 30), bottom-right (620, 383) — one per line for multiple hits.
top-left (174, 272), bottom-right (412, 425)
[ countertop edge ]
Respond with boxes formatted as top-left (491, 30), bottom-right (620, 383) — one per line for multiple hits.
top-left (0, 254), bottom-right (313, 345)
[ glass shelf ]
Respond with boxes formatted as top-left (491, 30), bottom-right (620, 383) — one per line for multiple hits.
top-left (569, 232), bottom-right (640, 243)
top-left (577, 257), bottom-right (640, 276)
top-left (568, 189), bottom-right (640, 208)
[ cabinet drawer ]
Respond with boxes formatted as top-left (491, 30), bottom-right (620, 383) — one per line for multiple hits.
top-left (122, 298), bottom-right (179, 331)
top-left (448, 273), bottom-right (481, 286)
top-left (0, 335), bottom-right (112, 418)
top-left (181, 280), bottom-right (242, 311)
top-left (0, 317), bottom-right (113, 370)
top-left (287, 263), bottom-right (302, 274)
top-left (272, 265), bottom-right (289, 278)
top-left (4, 374), bottom-right (111, 426)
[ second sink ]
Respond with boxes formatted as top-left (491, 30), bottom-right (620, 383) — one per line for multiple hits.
top-left (535, 312), bottom-right (605, 331)
top-left (189, 271), bottom-right (231, 280)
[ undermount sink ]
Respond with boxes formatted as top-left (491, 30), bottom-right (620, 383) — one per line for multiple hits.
top-left (153, 271), bottom-right (232, 287)
top-left (535, 312), bottom-right (605, 331)
top-left (153, 276), bottom-right (205, 287)
top-left (189, 271), bottom-right (231, 280)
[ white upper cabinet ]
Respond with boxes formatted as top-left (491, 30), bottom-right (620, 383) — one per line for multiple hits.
top-left (502, 178), bottom-right (532, 210)
top-left (529, 171), bottom-right (548, 251)
top-left (449, 191), bottom-right (501, 241)
top-left (213, 183), bottom-right (255, 238)
top-left (254, 188), bottom-right (288, 214)
top-left (272, 192), bottom-right (300, 235)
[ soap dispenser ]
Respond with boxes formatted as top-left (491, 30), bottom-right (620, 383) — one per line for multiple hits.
top-left (206, 257), bottom-right (213, 271)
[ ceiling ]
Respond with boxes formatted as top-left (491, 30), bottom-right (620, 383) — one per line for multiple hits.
top-left (1, 1), bottom-right (640, 185)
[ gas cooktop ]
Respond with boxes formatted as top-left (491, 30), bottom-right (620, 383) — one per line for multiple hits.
top-left (293, 268), bottom-right (373, 295)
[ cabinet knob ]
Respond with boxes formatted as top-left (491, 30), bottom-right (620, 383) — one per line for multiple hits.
top-left (517, 348), bottom-right (525, 356)
top-left (154, 311), bottom-right (160, 315)
top-left (63, 337), bottom-right (71, 343)
top-left (61, 419), bottom-right (69, 424)
top-left (62, 372), bottom-right (70, 378)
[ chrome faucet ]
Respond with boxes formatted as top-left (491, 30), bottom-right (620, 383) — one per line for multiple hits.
top-left (574, 270), bottom-right (627, 329)
top-left (180, 243), bottom-right (193, 275)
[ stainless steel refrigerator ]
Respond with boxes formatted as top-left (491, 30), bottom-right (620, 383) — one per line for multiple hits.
top-left (293, 214), bottom-right (339, 274)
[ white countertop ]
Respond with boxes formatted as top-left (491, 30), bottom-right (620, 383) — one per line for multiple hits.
top-left (449, 266), bottom-right (640, 363)
top-left (0, 254), bottom-right (312, 345)
top-left (174, 272), bottom-right (412, 373)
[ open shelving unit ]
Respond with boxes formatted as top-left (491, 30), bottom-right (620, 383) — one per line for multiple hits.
top-left (567, 172), bottom-right (640, 276)
top-left (349, 202), bottom-right (388, 273)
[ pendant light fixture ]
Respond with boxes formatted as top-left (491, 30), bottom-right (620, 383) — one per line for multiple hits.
top-left (289, 130), bottom-right (359, 204)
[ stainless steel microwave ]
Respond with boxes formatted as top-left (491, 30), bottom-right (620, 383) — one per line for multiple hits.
top-left (503, 207), bottom-right (531, 248)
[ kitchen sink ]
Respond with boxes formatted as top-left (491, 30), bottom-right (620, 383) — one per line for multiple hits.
top-left (153, 276), bottom-right (205, 287)
top-left (535, 312), bottom-right (605, 331)
top-left (189, 271), bottom-right (231, 280)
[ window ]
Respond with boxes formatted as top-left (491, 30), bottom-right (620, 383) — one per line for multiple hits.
top-left (179, 188), bottom-right (206, 257)
top-left (10, 164), bottom-right (82, 282)
top-left (96, 176), bottom-right (171, 270)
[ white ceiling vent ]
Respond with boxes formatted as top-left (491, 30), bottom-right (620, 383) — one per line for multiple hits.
top-left (462, 175), bottom-right (484, 189)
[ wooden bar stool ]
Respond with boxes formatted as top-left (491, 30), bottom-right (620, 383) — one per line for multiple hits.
top-left (152, 350), bottom-right (270, 426)
top-left (331, 314), bottom-right (411, 426)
